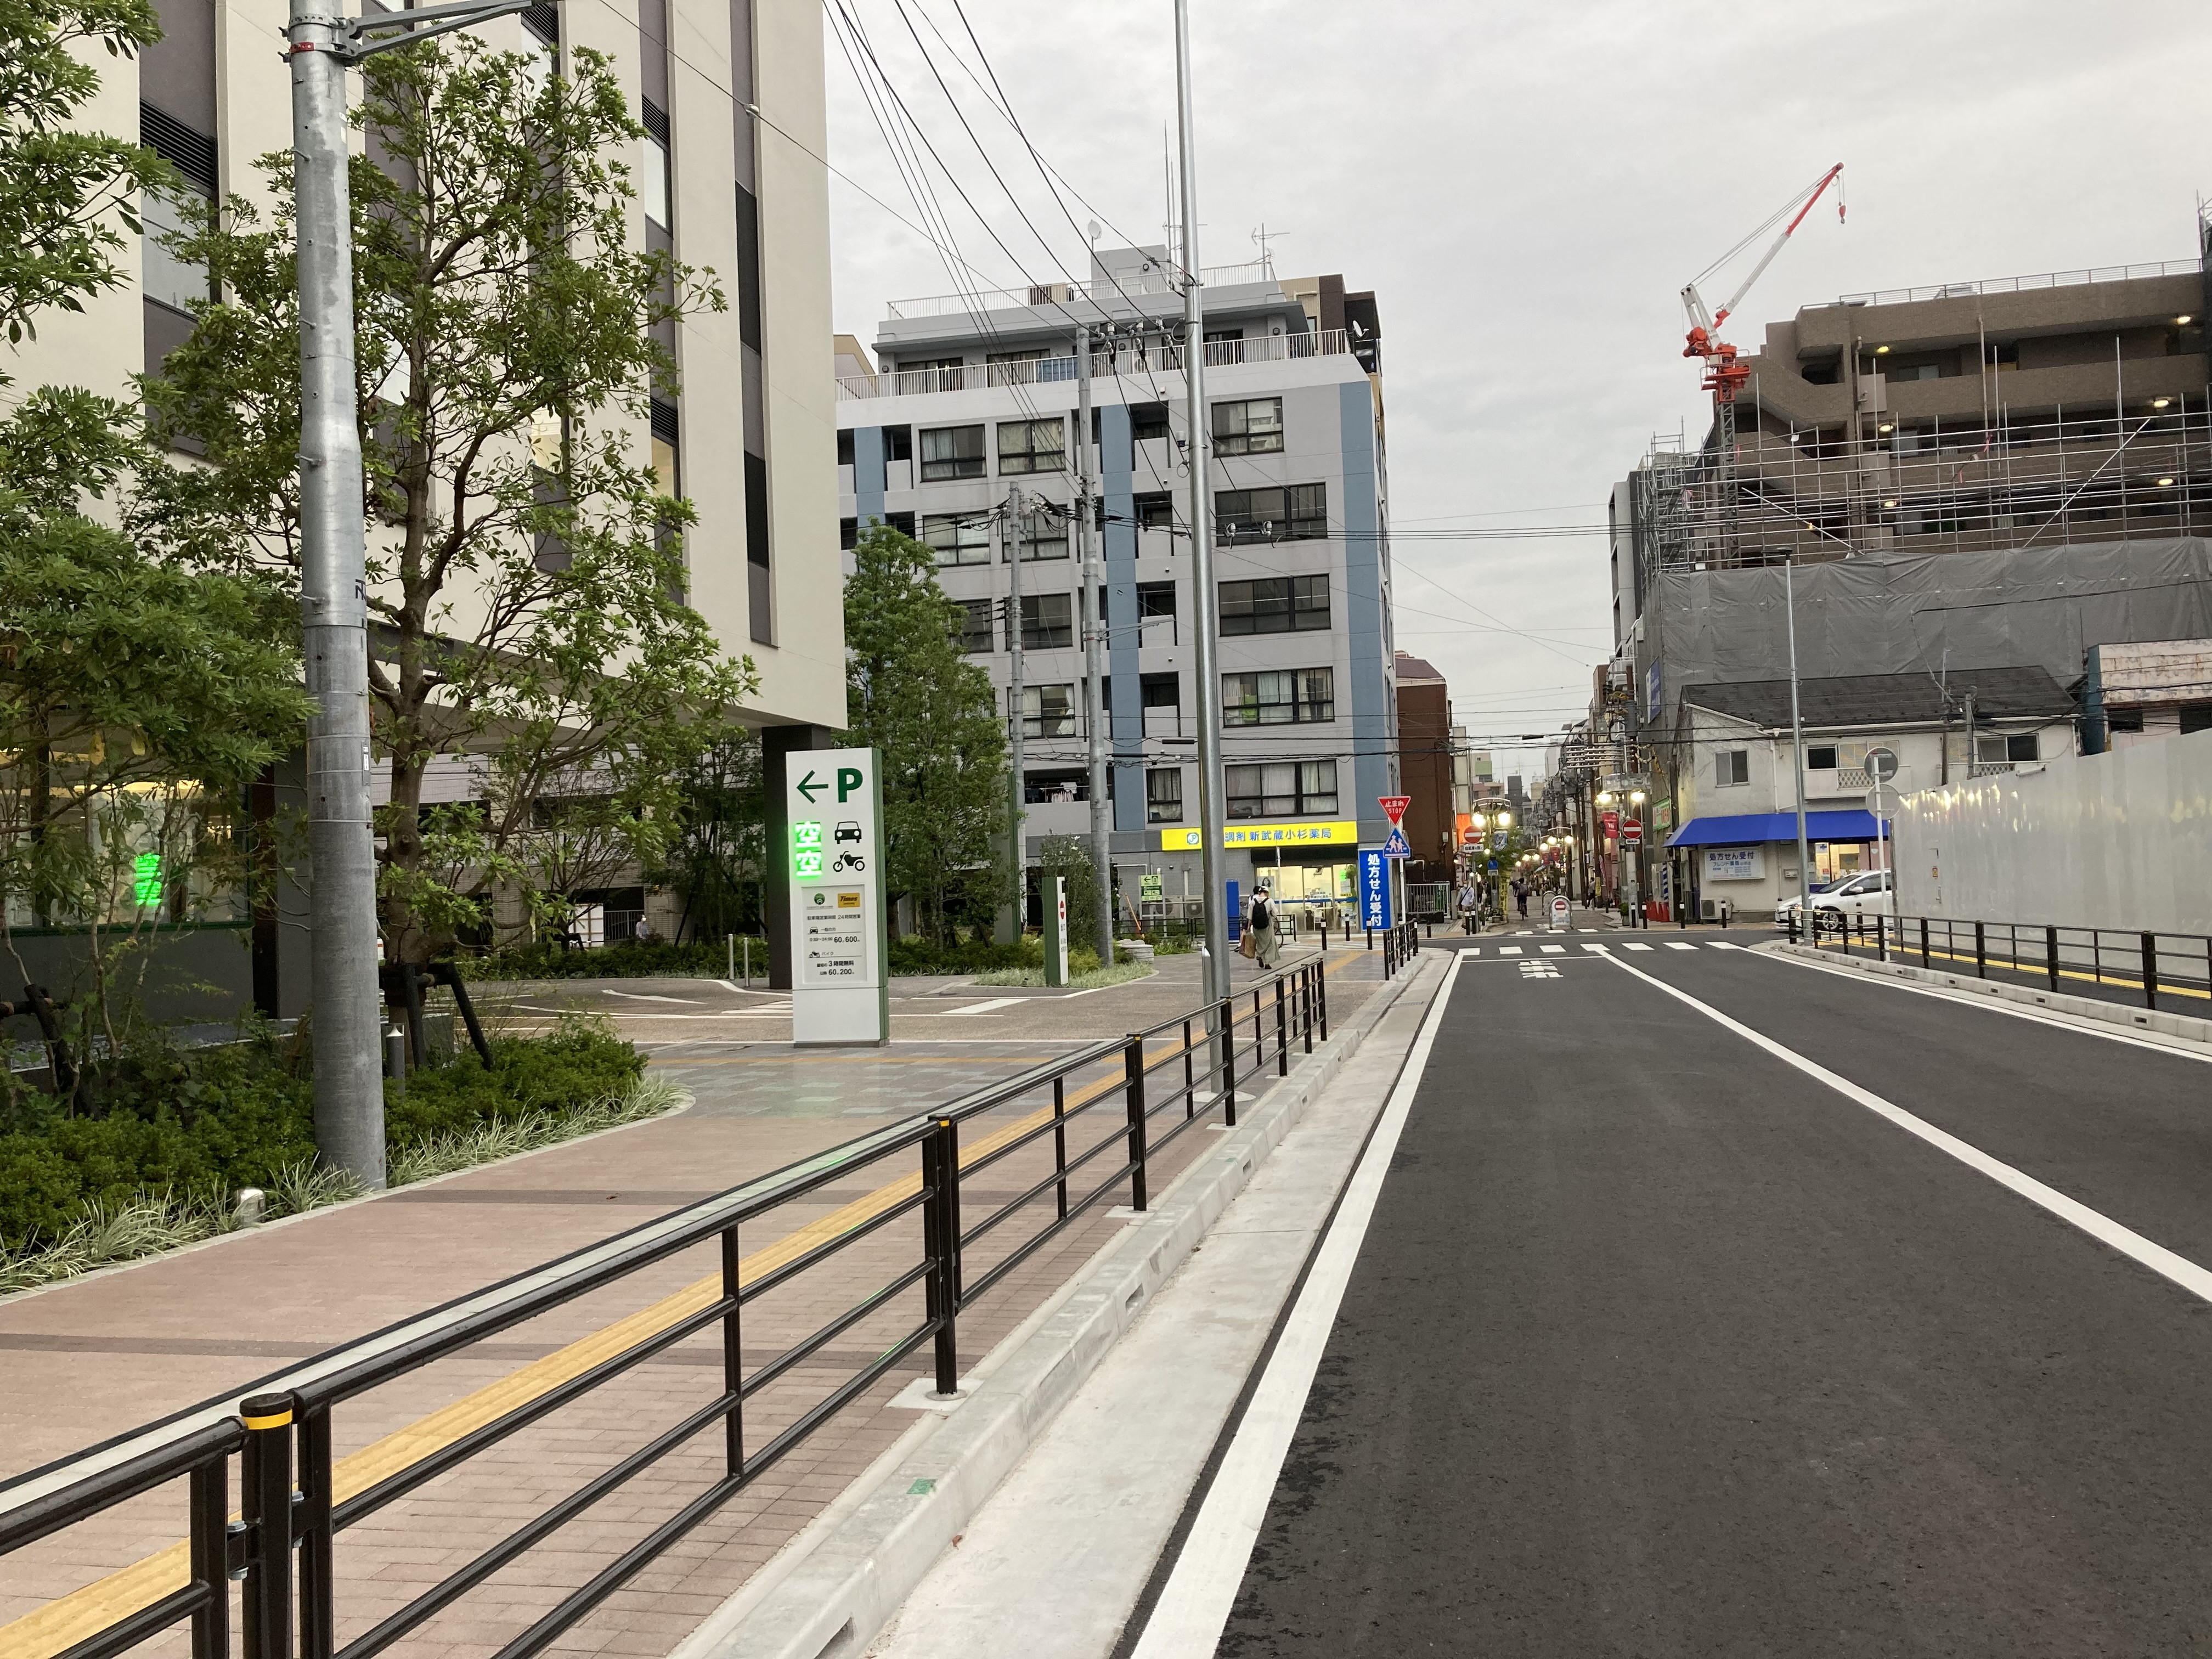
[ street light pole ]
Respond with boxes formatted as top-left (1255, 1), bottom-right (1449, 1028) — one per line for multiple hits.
top-left (1172, 0), bottom-right (1230, 1004)
top-left (1786, 560), bottom-right (1813, 913)
top-left (284, 0), bottom-right (532, 1188)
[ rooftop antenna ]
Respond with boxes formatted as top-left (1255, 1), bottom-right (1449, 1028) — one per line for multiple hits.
top-left (1251, 222), bottom-right (1283, 274)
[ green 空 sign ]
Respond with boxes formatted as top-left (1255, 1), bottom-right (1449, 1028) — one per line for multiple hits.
top-left (132, 853), bottom-right (164, 909)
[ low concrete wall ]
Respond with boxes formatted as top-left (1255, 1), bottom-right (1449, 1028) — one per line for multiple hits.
top-left (1893, 731), bottom-right (2212, 933)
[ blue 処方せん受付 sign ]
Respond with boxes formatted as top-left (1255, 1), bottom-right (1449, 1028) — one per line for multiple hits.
top-left (1359, 849), bottom-right (1390, 929)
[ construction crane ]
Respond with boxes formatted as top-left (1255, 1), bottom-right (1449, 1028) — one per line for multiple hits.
top-left (1679, 164), bottom-right (1845, 560)
top-left (1682, 163), bottom-right (1845, 406)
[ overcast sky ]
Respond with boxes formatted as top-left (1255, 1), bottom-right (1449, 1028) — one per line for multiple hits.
top-left (820, 0), bottom-right (2212, 783)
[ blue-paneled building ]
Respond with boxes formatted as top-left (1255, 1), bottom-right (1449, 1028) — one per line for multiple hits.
top-left (835, 247), bottom-right (1396, 924)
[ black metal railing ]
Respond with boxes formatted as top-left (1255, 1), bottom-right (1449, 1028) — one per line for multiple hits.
top-left (1380, 920), bottom-right (1419, 979)
top-left (1787, 910), bottom-right (2212, 1015)
top-left (0, 956), bottom-right (1336, 1659)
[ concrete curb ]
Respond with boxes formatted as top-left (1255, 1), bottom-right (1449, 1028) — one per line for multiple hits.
top-left (1765, 940), bottom-right (2212, 1045)
top-left (672, 952), bottom-right (1447, 1659)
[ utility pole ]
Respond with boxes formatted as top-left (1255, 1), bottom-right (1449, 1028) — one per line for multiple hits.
top-left (1077, 326), bottom-right (1113, 961)
top-left (1786, 560), bottom-right (1812, 912)
top-left (1004, 487), bottom-right (1026, 943)
top-left (1173, 0), bottom-right (1231, 1003)
top-left (286, 0), bottom-right (532, 1188)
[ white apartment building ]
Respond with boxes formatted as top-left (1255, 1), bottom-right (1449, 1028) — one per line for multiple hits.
top-left (12, 0), bottom-right (843, 999)
top-left (1662, 668), bottom-right (2078, 918)
top-left (835, 247), bottom-right (1395, 924)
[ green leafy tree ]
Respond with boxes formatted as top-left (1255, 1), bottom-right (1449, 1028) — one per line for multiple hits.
top-left (0, 390), bottom-right (313, 1080)
top-left (656, 732), bottom-right (766, 941)
top-left (133, 35), bottom-right (754, 966)
top-left (842, 523), bottom-right (1008, 946)
top-left (0, 0), bottom-right (167, 348)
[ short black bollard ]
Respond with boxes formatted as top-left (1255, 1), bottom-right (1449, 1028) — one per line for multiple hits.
top-left (1875, 913), bottom-right (1886, 962)
top-left (1217, 1006), bottom-right (1237, 1128)
top-left (1366, 927), bottom-right (1373, 951)
top-left (1920, 917), bottom-right (1930, 968)
top-left (2142, 932), bottom-right (2159, 1011)
top-left (1276, 976), bottom-right (1289, 1076)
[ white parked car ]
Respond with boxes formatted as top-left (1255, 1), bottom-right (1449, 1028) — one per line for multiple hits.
top-left (1774, 870), bottom-right (1894, 931)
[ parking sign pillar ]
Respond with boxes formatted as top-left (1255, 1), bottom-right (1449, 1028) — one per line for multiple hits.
top-left (786, 747), bottom-right (888, 1046)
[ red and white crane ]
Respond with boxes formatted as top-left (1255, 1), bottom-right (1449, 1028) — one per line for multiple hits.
top-left (1681, 163), bottom-right (1846, 406)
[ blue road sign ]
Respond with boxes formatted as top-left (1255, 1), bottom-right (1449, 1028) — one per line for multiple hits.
top-left (1359, 849), bottom-right (1390, 929)
top-left (1381, 827), bottom-right (1412, 859)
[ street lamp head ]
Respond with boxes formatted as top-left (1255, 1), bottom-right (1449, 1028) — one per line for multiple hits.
top-left (1629, 790), bottom-right (1646, 805)
top-left (1469, 812), bottom-right (1486, 829)
top-left (1595, 791), bottom-right (1613, 806)
top-left (1497, 810), bottom-right (1514, 827)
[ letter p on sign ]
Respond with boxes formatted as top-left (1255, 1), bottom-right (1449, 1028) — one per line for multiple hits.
top-left (838, 767), bottom-right (864, 802)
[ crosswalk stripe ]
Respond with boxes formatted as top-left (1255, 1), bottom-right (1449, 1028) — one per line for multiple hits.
top-left (1665, 942), bottom-right (1697, 951)
top-left (1709, 941), bottom-right (1745, 950)
top-left (1499, 946), bottom-right (1523, 956)
top-left (1540, 945), bottom-right (1565, 955)
top-left (1624, 943), bottom-right (1654, 951)
top-left (1581, 943), bottom-right (1610, 953)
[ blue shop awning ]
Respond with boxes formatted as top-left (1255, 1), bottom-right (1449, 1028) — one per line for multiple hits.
top-left (1665, 810), bottom-right (1881, 848)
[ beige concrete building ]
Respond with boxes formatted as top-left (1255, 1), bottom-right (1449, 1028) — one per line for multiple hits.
top-left (9, 0), bottom-right (845, 985)
top-left (9, 0), bottom-right (842, 731)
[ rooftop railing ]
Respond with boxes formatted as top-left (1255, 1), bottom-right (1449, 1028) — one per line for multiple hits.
top-left (883, 260), bottom-right (1278, 320)
top-left (1820, 258), bottom-right (2203, 310)
top-left (838, 328), bottom-right (1352, 401)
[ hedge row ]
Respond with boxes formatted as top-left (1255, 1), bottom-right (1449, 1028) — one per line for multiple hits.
top-left (0, 1024), bottom-right (645, 1250)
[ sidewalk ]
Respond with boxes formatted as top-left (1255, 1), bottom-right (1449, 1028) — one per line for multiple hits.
top-left (0, 945), bottom-right (1393, 1659)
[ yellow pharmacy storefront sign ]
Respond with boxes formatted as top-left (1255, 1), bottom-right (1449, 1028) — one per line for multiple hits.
top-left (1159, 820), bottom-right (1359, 851)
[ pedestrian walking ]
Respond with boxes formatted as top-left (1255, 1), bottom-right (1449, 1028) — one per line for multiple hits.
top-left (1456, 881), bottom-right (1480, 935)
top-left (1250, 883), bottom-right (1282, 969)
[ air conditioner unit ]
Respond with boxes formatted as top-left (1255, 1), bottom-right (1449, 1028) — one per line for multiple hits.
top-left (1701, 897), bottom-right (1719, 922)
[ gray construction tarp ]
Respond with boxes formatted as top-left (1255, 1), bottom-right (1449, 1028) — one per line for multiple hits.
top-left (1648, 537), bottom-right (2212, 709)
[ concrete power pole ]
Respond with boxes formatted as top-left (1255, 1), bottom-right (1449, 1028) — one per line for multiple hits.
top-left (1077, 327), bottom-right (1114, 961)
top-left (1786, 560), bottom-right (1813, 912)
top-left (286, 0), bottom-right (532, 1188)
top-left (1173, 0), bottom-right (1231, 1004)
top-left (1003, 487), bottom-right (1026, 943)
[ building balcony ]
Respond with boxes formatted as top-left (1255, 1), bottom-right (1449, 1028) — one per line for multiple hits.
top-left (838, 328), bottom-right (1353, 401)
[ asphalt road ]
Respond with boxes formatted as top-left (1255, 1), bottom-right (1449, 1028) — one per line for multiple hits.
top-left (1210, 939), bottom-right (2212, 1656)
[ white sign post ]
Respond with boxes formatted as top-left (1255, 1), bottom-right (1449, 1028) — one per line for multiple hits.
top-left (785, 747), bottom-right (888, 1046)
top-left (1042, 875), bottom-right (1069, 986)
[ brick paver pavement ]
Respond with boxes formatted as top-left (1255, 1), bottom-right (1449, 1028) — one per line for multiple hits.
top-left (0, 946), bottom-right (1393, 1659)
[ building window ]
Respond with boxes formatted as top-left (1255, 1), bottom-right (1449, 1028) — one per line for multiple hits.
top-left (1131, 402), bottom-right (1170, 442)
top-left (997, 417), bottom-right (1065, 475)
top-left (1804, 744), bottom-right (1838, 770)
top-left (1133, 492), bottom-right (1176, 531)
top-left (1716, 749), bottom-right (1750, 786)
top-left (1216, 484), bottom-right (1327, 544)
top-left (640, 97), bottom-right (671, 230)
top-left (836, 429), bottom-right (855, 467)
top-left (1225, 759), bottom-right (1337, 819)
top-left (1018, 682), bottom-right (1076, 737)
top-left (1137, 581), bottom-right (1177, 620)
top-left (1212, 397), bottom-right (1283, 455)
top-left (1219, 575), bottom-right (1328, 635)
top-left (1014, 592), bottom-right (1074, 651)
top-left (1223, 668), bottom-right (1333, 726)
top-left (920, 424), bottom-right (986, 481)
top-left (1006, 506), bottom-right (1069, 562)
top-left (1978, 732), bottom-right (2040, 764)
top-left (840, 517), bottom-right (858, 552)
top-left (1146, 768), bottom-right (1184, 823)
top-left (921, 511), bottom-right (990, 567)
top-left (954, 597), bottom-right (994, 653)
top-left (887, 425), bottom-right (913, 461)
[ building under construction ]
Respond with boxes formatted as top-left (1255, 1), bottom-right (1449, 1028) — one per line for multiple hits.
top-left (1617, 233), bottom-right (2212, 592)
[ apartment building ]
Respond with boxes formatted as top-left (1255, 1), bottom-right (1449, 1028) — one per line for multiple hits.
top-left (1392, 653), bottom-right (1454, 883)
top-left (836, 249), bottom-right (1394, 924)
top-left (12, 0), bottom-right (843, 995)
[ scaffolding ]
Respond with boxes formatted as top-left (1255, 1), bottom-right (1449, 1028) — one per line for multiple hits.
top-left (1635, 397), bottom-right (2212, 572)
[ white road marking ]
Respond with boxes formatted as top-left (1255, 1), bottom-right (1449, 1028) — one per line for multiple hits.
top-left (715, 979), bottom-right (743, 992)
top-left (1131, 952), bottom-right (1466, 1658)
top-left (1624, 943), bottom-right (1654, 952)
top-left (1499, 946), bottom-right (1523, 956)
top-left (1664, 942), bottom-right (1698, 952)
top-left (1540, 945), bottom-right (1566, 955)
top-left (1581, 943), bottom-right (1610, 953)
top-left (1602, 953), bottom-right (2212, 1305)
top-left (602, 989), bottom-right (702, 1003)
top-left (942, 996), bottom-right (1028, 1016)
top-left (1708, 942), bottom-right (1745, 950)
